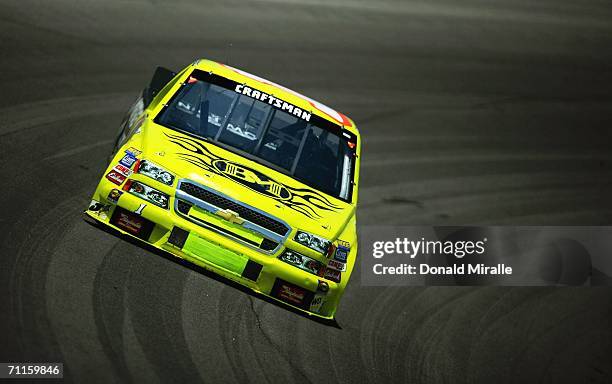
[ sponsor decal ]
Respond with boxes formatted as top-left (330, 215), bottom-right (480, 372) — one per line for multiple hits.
top-left (309, 295), bottom-right (325, 313)
top-left (334, 246), bottom-right (349, 263)
top-left (110, 208), bottom-right (154, 239)
top-left (234, 84), bottom-right (312, 122)
top-left (92, 202), bottom-right (112, 219)
top-left (221, 63), bottom-right (352, 126)
top-left (327, 259), bottom-right (347, 272)
top-left (212, 159), bottom-right (291, 200)
top-left (324, 268), bottom-right (341, 283)
top-left (337, 240), bottom-right (351, 249)
top-left (107, 189), bottom-right (123, 204)
top-left (271, 279), bottom-right (314, 309)
top-left (119, 153), bottom-right (137, 168)
top-left (134, 203), bottom-right (146, 215)
top-left (115, 212), bottom-right (143, 234)
top-left (165, 132), bottom-right (342, 219)
top-left (277, 282), bottom-right (306, 305)
top-left (106, 170), bottom-right (127, 185)
top-left (113, 164), bottom-right (132, 177)
top-left (215, 208), bottom-right (244, 225)
top-left (88, 200), bottom-right (105, 212)
top-left (126, 147), bottom-right (142, 156)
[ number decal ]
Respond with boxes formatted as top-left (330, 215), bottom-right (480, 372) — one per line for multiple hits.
top-left (135, 204), bottom-right (146, 215)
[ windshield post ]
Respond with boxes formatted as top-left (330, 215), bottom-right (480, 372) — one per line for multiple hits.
top-left (252, 107), bottom-right (276, 154)
top-left (290, 124), bottom-right (311, 174)
top-left (214, 90), bottom-right (239, 141)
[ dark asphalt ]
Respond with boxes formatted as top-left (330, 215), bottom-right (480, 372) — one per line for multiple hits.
top-left (1, 0), bottom-right (612, 382)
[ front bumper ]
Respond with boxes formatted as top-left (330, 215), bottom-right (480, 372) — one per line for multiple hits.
top-left (86, 178), bottom-right (348, 319)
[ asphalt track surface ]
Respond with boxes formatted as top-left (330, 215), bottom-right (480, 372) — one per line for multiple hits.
top-left (1, 0), bottom-right (612, 383)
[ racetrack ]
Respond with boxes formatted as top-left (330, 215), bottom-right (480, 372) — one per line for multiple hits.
top-left (1, 0), bottom-right (612, 382)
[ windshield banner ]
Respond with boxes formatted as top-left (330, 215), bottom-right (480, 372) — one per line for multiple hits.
top-left (234, 84), bottom-right (312, 122)
top-left (191, 69), bottom-right (345, 134)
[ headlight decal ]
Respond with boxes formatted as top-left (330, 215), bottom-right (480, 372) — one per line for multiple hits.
top-left (128, 181), bottom-right (170, 209)
top-left (294, 231), bottom-right (331, 254)
top-left (136, 160), bottom-right (175, 186)
top-left (278, 249), bottom-right (326, 276)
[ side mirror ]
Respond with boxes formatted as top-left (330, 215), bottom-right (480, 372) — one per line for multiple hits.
top-left (143, 66), bottom-right (177, 107)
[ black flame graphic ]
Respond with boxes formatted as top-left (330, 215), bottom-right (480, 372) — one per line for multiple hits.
top-left (164, 132), bottom-right (343, 219)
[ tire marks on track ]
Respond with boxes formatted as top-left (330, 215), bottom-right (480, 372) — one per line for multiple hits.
top-left (0, 93), bottom-right (134, 137)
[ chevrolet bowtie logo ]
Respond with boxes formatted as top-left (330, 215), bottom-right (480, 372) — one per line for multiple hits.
top-left (215, 209), bottom-right (245, 225)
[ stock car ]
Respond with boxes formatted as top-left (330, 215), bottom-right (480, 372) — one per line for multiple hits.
top-left (85, 59), bottom-right (360, 319)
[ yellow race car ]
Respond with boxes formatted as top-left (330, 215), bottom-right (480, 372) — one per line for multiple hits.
top-left (86, 59), bottom-right (360, 319)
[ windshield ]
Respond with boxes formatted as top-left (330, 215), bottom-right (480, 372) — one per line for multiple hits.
top-left (156, 74), bottom-right (355, 200)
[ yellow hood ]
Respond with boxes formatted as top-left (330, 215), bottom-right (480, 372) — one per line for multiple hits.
top-left (140, 122), bottom-right (355, 240)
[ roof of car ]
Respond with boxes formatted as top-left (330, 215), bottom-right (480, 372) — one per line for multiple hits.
top-left (193, 59), bottom-right (358, 134)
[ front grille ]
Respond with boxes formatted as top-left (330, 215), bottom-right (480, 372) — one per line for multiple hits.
top-left (177, 199), bottom-right (192, 215)
top-left (260, 238), bottom-right (278, 251)
top-left (179, 182), bottom-right (289, 236)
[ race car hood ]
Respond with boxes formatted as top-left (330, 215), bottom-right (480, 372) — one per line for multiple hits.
top-left (139, 123), bottom-right (355, 240)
